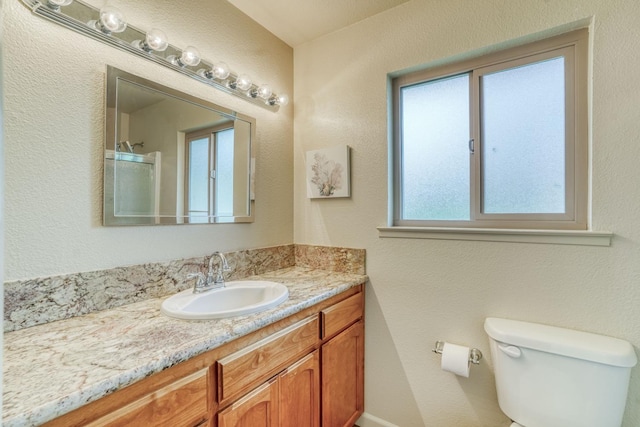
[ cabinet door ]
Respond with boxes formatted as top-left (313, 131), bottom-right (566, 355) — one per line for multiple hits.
top-left (322, 321), bottom-right (364, 427)
top-left (218, 379), bottom-right (279, 427)
top-left (279, 350), bottom-right (320, 427)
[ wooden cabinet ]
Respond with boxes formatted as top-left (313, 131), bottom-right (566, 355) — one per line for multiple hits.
top-left (321, 292), bottom-right (364, 339)
top-left (218, 289), bottom-right (364, 427)
top-left (218, 378), bottom-right (279, 427)
top-left (217, 316), bottom-right (320, 407)
top-left (45, 285), bottom-right (364, 427)
top-left (43, 366), bottom-right (213, 427)
top-left (86, 368), bottom-right (209, 427)
top-left (88, 369), bottom-right (207, 427)
top-left (321, 292), bottom-right (365, 427)
top-left (279, 350), bottom-right (320, 427)
top-left (218, 350), bottom-right (320, 427)
top-left (322, 322), bottom-right (364, 427)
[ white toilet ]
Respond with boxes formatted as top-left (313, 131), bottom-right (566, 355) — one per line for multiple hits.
top-left (484, 317), bottom-right (637, 427)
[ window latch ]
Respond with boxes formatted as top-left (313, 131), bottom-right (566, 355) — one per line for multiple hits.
top-left (468, 138), bottom-right (475, 154)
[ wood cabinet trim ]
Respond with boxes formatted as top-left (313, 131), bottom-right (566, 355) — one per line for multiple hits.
top-left (217, 315), bottom-right (320, 408)
top-left (217, 377), bottom-right (279, 427)
top-left (86, 368), bottom-right (209, 427)
top-left (321, 291), bottom-right (364, 340)
top-left (279, 350), bottom-right (320, 427)
top-left (321, 320), bottom-right (365, 427)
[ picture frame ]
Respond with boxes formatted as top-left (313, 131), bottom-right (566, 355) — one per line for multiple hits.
top-left (306, 145), bottom-right (351, 198)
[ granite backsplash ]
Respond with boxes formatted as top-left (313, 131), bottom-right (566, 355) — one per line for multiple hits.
top-left (4, 244), bottom-right (365, 332)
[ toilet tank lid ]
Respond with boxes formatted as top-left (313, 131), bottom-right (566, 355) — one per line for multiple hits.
top-left (484, 318), bottom-right (638, 367)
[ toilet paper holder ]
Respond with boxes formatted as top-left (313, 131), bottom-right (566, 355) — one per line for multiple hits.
top-left (432, 340), bottom-right (483, 365)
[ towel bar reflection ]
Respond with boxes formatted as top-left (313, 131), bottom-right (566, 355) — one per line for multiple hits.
top-left (432, 340), bottom-right (483, 365)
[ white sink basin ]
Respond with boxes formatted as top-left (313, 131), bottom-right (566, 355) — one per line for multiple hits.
top-left (161, 280), bottom-right (289, 320)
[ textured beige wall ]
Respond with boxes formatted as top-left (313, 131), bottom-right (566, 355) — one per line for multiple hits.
top-left (2, 0), bottom-right (293, 280)
top-left (293, 1), bottom-right (640, 426)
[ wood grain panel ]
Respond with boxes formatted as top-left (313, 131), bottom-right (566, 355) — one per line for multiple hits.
top-left (87, 368), bottom-right (209, 427)
top-left (322, 321), bottom-right (364, 427)
top-left (279, 350), bottom-right (320, 427)
top-left (217, 378), bottom-right (279, 427)
top-left (321, 292), bottom-right (363, 339)
top-left (218, 316), bottom-right (320, 407)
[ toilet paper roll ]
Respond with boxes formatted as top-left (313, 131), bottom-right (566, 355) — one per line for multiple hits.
top-left (440, 342), bottom-right (471, 377)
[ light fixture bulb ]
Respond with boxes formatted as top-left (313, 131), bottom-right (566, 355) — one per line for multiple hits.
top-left (88, 6), bottom-right (126, 34)
top-left (47, 0), bottom-right (72, 9)
top-left (277, 94), bottom-right (289, 106)
top-left (235, 74), bottom-right (252, 91)
top-left (212, 62), bottom-right (230, 80)
top-left (257, 84), bottom-right (272, 100)
top-left (132, 28), bottom-right (168, 53)
top-left (145, 28), bottom-right (169, 52)
top-left (99, 6), bottom-right (127, 33)
top-left (168, 46), bottom-right (201, 67)
top-left (180, 46), bottom-right (201, 67)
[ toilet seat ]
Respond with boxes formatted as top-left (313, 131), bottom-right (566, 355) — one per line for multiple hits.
top-left (510, 423), bottom-right (524, 427)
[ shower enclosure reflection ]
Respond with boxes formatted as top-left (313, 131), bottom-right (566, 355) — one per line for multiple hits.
top-left (104, 66), bottom-right (255, 225)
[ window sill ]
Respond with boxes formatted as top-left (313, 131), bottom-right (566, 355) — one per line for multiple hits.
top-left (377, 226), bottom-right (612, 247)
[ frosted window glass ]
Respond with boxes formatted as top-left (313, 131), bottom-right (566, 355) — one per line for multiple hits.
top-left (215, 129), bottom-right (234, 216)
top-left (188, 137), bottom-right (209, 213)
top-left (401, 74), bottom-right (470, 220)
top-left (481, 57), bottom-right (566, 214)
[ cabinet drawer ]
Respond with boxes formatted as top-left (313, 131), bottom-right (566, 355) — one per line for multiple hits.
top-left (321, 292), bottom-right (363, 339)
top-left (87, 368), bottom-right (209, 427)
top-left (218, 315), bottom-right (320, 406)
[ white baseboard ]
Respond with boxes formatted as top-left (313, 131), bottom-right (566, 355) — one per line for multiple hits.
top-left (357, 412), bottom-right (399, 427)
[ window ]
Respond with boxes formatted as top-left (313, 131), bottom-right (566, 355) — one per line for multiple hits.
top-left (186, 125), bottom-right (235, 218)
top-left (392, 29), bottom-right (588, 230)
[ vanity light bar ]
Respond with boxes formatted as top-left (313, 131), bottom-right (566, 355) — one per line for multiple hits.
top-left (20, 0), bottom-right (289, 111)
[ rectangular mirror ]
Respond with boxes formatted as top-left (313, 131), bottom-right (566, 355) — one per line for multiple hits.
top-left (104, 66), bottom-right (255, 225)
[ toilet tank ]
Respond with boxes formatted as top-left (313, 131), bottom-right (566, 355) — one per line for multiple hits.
top-left (484, 318), bottom-right (637, 427)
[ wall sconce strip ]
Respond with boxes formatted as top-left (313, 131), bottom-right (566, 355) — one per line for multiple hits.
top-left (20, 0), bottom-right (285, 111)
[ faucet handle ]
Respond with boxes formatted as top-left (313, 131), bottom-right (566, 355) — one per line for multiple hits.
top-left (188, 272), bottom-right (207, 293)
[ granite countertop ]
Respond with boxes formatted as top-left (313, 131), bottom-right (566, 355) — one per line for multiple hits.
top-left (3, 267), bottom-right (367, 427)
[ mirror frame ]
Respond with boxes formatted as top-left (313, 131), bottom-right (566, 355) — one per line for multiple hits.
top-left (104, 66), bottom-right (256, 225)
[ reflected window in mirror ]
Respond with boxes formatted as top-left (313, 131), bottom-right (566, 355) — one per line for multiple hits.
top-left (186, 125), bottom-right (235, 220)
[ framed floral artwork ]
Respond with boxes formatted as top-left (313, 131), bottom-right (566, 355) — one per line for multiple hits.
top-left (306, 145), bottom-right (351, 198)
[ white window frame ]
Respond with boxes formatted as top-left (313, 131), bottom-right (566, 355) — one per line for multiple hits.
top-left (391, 29), bottom-right (589, 231)
top-left (185, 123), bottom-right (233, 217)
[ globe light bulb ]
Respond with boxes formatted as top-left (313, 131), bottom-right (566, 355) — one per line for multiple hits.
top-left (257, 84), bottom-right (272, 100)
top-left (180, 46), bottom-right (201, 67)
top-left (168, 46), bottom-right (201, 67)
top-left (236, 74), bottom-right (252, 91)
top-left (145, 28), bottom-right (168, 52)
top-left (212, 62), bottom-right (230, 80)
top-left (277, 94), bottom-right (289, 106)
top-left (99, 6), bottom-right (127, 33)
top-left (132, 28), bottom-right (168, 53)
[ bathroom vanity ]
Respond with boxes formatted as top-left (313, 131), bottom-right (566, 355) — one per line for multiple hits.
top-left (3, 266), bottom-right (365, 427)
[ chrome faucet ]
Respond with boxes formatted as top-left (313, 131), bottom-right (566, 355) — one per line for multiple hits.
top-left (189, 252), bottom-right (232, 293)
top-left (208, 251), bottom-right (230, 287)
